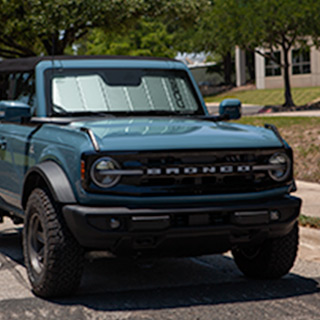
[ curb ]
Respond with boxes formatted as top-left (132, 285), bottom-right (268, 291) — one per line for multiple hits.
top-left (298, 226), bottom-right (320, 262)
top-left (293, 181), bottom-right (320, 218)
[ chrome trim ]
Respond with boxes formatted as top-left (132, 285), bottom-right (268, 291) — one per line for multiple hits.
top-left (252, 164), bottom-right (285, 171)
top-left (100, 164), bottom-right (286, 176)
top-left (81, 127), bottom-right (100, 152)
top-left (132, 215), bottom-right (170, 221)
top-left (234, 210), bottom-right (268, 216)
top-left (99, 169), bottom-right (144, 176)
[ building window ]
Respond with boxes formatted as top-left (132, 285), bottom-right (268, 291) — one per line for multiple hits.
top-left (265, 51), bottom-right (281, 77)
top-left (292, 49), bottom-right (311, 75)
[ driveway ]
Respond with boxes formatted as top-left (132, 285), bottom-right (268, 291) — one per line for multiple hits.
top-left (0, 217), bottom-right (319, 320)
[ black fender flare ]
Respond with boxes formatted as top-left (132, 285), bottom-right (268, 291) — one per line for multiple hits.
top-left (22, 161), bottom-right (76, 208)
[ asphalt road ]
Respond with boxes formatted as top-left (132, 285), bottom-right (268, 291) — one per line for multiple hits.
top-left (0, 218), bottom-right (319, 320)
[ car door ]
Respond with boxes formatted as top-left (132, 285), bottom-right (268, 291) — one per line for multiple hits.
top-left (0, 72), bottom-right (36, 210)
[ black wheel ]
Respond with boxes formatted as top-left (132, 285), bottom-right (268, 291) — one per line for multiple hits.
top-left (232, 222), bottom-right (299, 279)
top-left (23, 188), bottom-right (84, 298)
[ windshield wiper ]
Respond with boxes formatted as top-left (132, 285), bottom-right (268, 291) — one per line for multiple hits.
top-left (68, 111), bottom-right (115, 117)
top-left (52, 109), bottom-right (115, 118)
top-left (50, 105), bottom-right (229, 122)
top-left (52, 103), bottom-right (117, 117)
top-left (110, 110), bottom-right (198, 117)
top-left (51, 105), bottom-right (211, 119)
top-left (110, 110), bottom-right (228, 121)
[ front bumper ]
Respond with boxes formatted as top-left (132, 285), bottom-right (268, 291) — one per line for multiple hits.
top-left (62, 195), bottom-right (301, 257)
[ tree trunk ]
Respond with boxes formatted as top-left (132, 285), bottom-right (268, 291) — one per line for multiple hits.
top-left (282, 47), bottom-right (295, 107)
top-left (246, 51), bottom-right (255, 82)
top-left (42, 34), bottom-right (66, 56)
top-left (223, 51), bottom-right (232, 85)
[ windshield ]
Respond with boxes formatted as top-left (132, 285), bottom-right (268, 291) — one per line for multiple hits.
top-left (48, 68), bottom-right (203, 116)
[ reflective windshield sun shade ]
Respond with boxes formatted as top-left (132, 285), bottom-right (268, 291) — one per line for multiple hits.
top-left (51, 69), bottom-right (200, 114)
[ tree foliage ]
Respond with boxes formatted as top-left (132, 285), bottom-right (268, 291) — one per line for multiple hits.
top-left (3, 0), bottom-right (320, 108)
top-left (202, 0), bottom-right (320, 106)
top-left (182, 1), bottom-right (239, 85)
top-left (76, 18), bottom-right (176, 57)
top-left (0, 0), bottom-right (207, 58)
top-left (0, 0), bottom-right (150, 57)
top-left (74, 0), bottom-right (208, 57)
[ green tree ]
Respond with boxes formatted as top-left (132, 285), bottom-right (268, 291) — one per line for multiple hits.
top-left (223, 0), bottom-right (320, 107)
top-left (74, 0), bottom-right (209, 58)
top-left (0, 0), bottom-right (142, 57)
top-left (191, 1), bottom-right (236, 85)
top-left (193, 0), bottom-right (320, 107)
top-left (75, 18), bottom-right (176, 57)
top-left (240, 0), bottom-right (320, 107)
top-left (0, 0), bottom-right (208, 58)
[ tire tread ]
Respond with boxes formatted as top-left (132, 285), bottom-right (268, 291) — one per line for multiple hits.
top-left (232, 223), bottom-right (299, 279)
top-left (23, 188), bottom-right (84, 298)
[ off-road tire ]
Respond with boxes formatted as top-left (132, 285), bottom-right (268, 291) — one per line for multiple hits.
top-left (232, 222), bottom-right (299, 279)
top-left (23, 188), bottom-right (84, 298)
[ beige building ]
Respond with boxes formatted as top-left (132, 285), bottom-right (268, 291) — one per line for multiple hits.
top-left (236, 45), bottom-right (320, 89)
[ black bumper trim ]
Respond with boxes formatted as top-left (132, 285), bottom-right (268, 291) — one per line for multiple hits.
top-left (62, 195), bottom-right (301, 256)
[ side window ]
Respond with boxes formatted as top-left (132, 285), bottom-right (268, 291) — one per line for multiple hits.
top-left (0, 73), bottom-right (10, 100)
top-left (292, 48), bottom-right (311, 75)
top-left (13, 72), bottom-right (36, 107)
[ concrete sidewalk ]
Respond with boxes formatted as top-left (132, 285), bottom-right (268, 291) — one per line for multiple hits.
top-left (293, 180), bottom-right (320, 262)
top-left (206, 102), bottom-right (320, 117)
top-left (293, 180), bottom-right (320, 218)
top-left (259, 110), bottom-right (320, 117)
top-left (298, 226), bottom-right (320, 262)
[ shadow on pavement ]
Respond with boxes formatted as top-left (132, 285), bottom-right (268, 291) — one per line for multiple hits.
top-left (51, 255), bottom-right (320, 312)
top-left (55, 273), bottom-right (320, 312)
top-left (0, 224), bottom-right (24, 266)
top-left (0, 224), bottom-right (319, 313)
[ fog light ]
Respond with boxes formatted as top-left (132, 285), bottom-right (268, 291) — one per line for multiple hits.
top-left (270, 210), bottom-right (280, 221)
top-left (110, 218), bottom-right (121, 229)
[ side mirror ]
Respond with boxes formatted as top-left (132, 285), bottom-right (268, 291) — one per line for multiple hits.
top-left (219, 99), bottom-right (241, 120)
top-left (0, 101), bottom-right (31, 123)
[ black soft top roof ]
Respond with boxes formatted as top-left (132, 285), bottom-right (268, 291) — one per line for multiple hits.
top-left (0, 55), bottom-right (177, 73)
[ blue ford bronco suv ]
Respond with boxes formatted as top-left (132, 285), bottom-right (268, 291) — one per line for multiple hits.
top-left (0, 56), bottom-right (301, 297)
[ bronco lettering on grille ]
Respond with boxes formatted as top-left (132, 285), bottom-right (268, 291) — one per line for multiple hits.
top-left (146, 165), bottom-right (251, 175)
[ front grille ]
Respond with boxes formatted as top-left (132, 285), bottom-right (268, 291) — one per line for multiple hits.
top-left (83, 149), bottom-right (292, 196)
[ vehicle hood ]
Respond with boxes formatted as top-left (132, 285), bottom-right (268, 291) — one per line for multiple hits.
top-left (71, 117), bottom-right (283, 151)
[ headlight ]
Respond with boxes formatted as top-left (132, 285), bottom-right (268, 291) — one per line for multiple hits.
top-left (268, 153), bottom-right (291, 182)
top-left (90, 157), bottom-right (121, 188)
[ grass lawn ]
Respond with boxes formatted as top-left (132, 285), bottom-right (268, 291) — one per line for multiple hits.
top-left (236, 116), bottom-right (320, 183)
top-left (205, 86), bottom-right (320, 106)
top-left (299, 215), bottom-right (320, 229)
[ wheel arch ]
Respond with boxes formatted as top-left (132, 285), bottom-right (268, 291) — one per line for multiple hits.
top-left (22, 161), bottom-right (77, 209)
